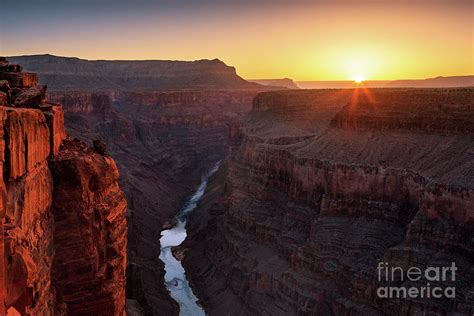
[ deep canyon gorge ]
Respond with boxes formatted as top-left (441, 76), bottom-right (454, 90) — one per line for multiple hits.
top-left (1, 54), bottom-right (473, 316)
top-left (8, 54), bottom-right (274, 315)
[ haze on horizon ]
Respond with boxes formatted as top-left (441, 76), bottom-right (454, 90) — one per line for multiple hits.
top-left (0, 0), bottom-right (472, 81)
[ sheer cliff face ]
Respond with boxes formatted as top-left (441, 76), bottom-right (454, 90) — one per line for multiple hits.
top-left (48, 89), bottom-right (264, 314)
top-left (183, 89), bottom-right (474, 315)
top-left (49, 140), bottom-right (128, 315)
top-left (0, 58), bottom-right (127, 315)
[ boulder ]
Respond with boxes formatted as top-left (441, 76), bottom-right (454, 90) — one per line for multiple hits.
top-left (0, 80), bottom-right (11, 104)
top-left (0, 63), bottom-right (23, 73)
top-left (13, 85), bottom-right (46, 108)
top-left (0, 61), bottom-right (8, 72)
top-left (0, 72), bottom-right (37, 88)
top-left (0, 92), bottom-right (8, 106)
top-left (93, 139), bottom-right (107, 155)
top-left (0, 80), bottom-right (10, 93)
top-left (8, 64), bottom-right (23, 72)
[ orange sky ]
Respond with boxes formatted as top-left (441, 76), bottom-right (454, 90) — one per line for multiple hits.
top-left (1, 1), bottom-right (473, 80)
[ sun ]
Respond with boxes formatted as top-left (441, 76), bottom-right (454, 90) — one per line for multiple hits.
top-left (353, 74), bottom-right (365, 83)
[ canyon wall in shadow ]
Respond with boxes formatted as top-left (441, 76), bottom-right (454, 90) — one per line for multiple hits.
top-left (50, 89), bottom-right (266, 314)
top-left (183, 88), bottom-right (474, 315)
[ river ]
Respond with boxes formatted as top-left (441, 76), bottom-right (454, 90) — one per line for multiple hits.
top-left (159, 161), bottom-right (221, 316)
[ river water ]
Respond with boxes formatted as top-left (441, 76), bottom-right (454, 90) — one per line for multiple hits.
top-left (159, 161), bottom-right (221, 316)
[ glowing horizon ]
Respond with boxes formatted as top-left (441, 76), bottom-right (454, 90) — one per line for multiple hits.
top-left (1, 0), bottom-right (472, 81)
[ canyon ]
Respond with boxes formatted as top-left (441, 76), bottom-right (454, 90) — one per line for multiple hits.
top-left (5, 54), bottom-right (473, 316)
top-left (0, 58), bottom-right (127, 315)
top-left (9, 54), bottom-right (275, 314)
top-left (183, 88), bottom-right (474, 315)
top-left (48, 89), bottom-right (266, 314)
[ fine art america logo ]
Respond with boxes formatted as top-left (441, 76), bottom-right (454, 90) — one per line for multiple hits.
top-left (377, 262), bottom-right (457, 299)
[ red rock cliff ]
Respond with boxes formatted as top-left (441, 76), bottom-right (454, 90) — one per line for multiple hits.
top-left (0, 58), bottom-right (127, 315)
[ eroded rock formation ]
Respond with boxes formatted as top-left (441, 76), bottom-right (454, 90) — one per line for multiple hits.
top-left (0, 58), bottom-right (127, 315)
top-left (183, 88), bottom-right (474, 315)
top-left (8, 54), bottom-right (280, 314)
top-left (48, 89), bottom-right (267, 314)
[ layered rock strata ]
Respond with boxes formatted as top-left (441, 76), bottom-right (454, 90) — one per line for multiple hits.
top-left (48, 89), bottom-right (265, 314)
top-left (184, 88), bottom-right (474, 315)
top-left (8, 53), bottom-right (287, 314)
top-left (8, 54), bottom-right (263, 91)
top-left (0, 58), bottom-right (127, 315)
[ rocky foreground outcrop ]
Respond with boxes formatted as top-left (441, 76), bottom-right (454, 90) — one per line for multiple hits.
top-left (0, 58), bottom-right (127, 315)
top-left (183, 88), bottom-right (474, 315)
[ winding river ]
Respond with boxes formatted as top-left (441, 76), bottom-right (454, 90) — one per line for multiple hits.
top-left (159, 161), bottom-right (221, 316)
